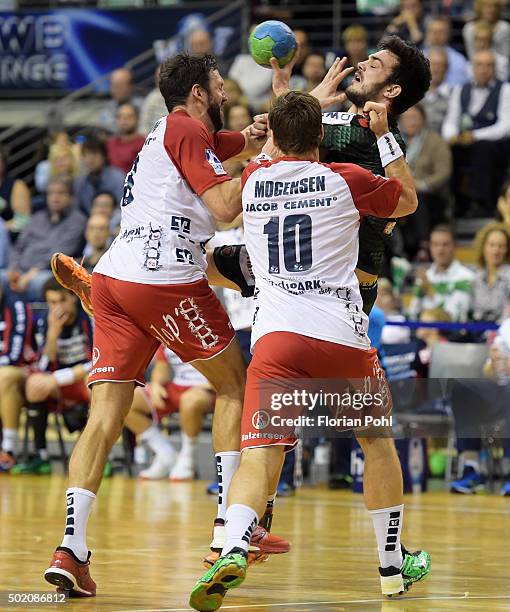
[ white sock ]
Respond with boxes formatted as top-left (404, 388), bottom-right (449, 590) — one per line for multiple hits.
top-left (222, 504), bottom-right (258, 555)
top-left (369, 504), bottom-right (404, 569)
top-left (139, 425), bottom-right (175, 458)
top-left (61, 487), bottom-right (96, 562)
top-left (2, 428), bottom-right (18, 454)
top-left (180, 432), bottom-right (197, 456)
top-left (216, 451), bottom-right (240, 521)
top-left (38, 448), bottom-right (48, 461)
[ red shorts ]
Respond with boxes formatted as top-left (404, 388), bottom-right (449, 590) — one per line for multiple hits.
top-left (144, 382), bottom-right (215, 421)
top-left (89, 274), bottom-right (234, 386)
top-left (241, 332), bottom-right (392, 452)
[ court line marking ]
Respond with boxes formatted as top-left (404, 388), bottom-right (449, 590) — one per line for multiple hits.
top-left (114, 593), bottom-right (510, 612)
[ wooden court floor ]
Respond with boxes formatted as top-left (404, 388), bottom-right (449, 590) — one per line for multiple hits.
top-left (1, 475), bottom-right (510, 611)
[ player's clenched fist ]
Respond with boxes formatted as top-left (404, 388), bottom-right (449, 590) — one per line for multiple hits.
top-left (363, 102), bottom-right (390, 139)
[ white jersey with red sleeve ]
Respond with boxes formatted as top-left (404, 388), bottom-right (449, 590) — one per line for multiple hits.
top-left (94, 110), bottom-right (245, 284)
top-left (156, 345), bottom-right (208, 386)
top-left (242, 157), bottom-right (402, 350)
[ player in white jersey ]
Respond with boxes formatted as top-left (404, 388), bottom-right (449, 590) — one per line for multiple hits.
top-left (189, 92), bottom-right (430, 611)
top-left (44, 53), bottom-right (286, 597)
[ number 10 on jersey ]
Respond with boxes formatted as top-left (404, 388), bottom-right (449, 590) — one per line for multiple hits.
top-left (263, 214), bottom-right (313, 274)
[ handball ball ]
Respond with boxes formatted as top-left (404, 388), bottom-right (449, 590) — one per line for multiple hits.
top-left (249, 21), bottom-right (297, 68)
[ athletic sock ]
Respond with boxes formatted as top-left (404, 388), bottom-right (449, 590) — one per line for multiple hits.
top-left (222, 504), bottom-right (259, 555)
top-left (369, 504), bottom-right (404, 569)
top-left (180, 432), bottom-right (197, 457)
top-left (139, 424), bottom-right (175, 459)
top-left (259, 491), bottom-right (276, 531)
top-left (61, 487), bottom-right (96, 562)
top-left (215, 451), bottom-right (240, 521)
top-left (2, 428), bottom-right (18, 455)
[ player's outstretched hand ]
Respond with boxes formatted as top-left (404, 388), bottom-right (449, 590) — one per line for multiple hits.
top-left (309, 57), bottom-right (353, 110)
top-left (270, 51), bottom-right (298, 97)
top-left (363, 101), bottom-right (390, 138)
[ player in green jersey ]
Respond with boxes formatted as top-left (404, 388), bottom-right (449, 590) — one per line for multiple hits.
top-left (272, 35), bottom-right (431, 314)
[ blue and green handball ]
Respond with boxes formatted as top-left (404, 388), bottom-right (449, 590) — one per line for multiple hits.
top-left (249, 20), bottom-right (297, 68)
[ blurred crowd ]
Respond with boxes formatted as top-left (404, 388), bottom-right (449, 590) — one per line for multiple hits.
top-left (1, 0), bottom-right (510, 494)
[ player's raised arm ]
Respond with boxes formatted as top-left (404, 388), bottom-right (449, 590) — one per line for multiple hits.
top-left (364, 101), bottom-right (417, 217)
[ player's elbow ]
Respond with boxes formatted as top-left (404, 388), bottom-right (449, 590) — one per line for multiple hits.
top-left (391, 190), bottom-right (417, 218)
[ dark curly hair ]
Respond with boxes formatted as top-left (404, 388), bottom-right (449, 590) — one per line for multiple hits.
top-left (159, 53), bottom-right (218, 112)
top-left (378, 35), bottom-right (431, 116)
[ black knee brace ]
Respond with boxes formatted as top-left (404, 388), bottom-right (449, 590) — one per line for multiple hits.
top-left (212, 244), bottom-right (255, 297)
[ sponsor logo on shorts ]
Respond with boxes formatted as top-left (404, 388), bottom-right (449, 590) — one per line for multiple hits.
top-left (251, 410), bottom-right (270, 430)
top-left (205, 149), bottom-right (227, 175)
top-left (178, 297), bottom-right (220, 349)
top-left (91, 365), bottom-right (115, 376)
top-left (92, 347), bottom-right (100, 366)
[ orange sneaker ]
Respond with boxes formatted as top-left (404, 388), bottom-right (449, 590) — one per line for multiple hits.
top-left (50, 253), bottom-right (93, 317)
top-left (44, 547), bottom-right (96, 597)
top-left (202, 521), bottom-right (288, 568)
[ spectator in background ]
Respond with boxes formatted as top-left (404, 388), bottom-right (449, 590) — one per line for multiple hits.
top-left (375, 278), bottom-right (411, 345)
top-left (7, 178), bottom-right (86, 301)
top-left (188, 28), bottom-right (213, 55)
top-left (223, 78), bottom-right (248, 110)
top-left (35, 140), bottom-right (81, 195)
top-left (89, 191), bottom-right (120, 235)
top-left (12, 278), bottom-right (92, 475)
top-left (471, 222), bottom-right (510, 322)
top-left (291, 29), bottom-right (311, 76)
top-left (74, 138), bottom-right (125, 215)
top-left (463, 0), bottom-right (510, 60)
top-left (399, 104), bottom-right (452, 256)
top-left (106, 103), bottom-right (146, 174)
top-left (0, 147), bottom-right (31, 242)
top-left (225, 104), bottom-right (252, 132)
top-left (423, 47), bottom-right (452, 134)
top-left (229, 27), bottom-right (274, 111)
top-left (98, 68), bottom-right (143, 133)
top-left (81, 214), bottom-right (111, 274)
top-left (423, 16), bottom-right (469, 87)
top-left (0, 283), bottom-right (35, 472)
top-left (408, 225), bottom-right (474, 321)
top-left (467, 21), bottom-right (509, 81)
top-left (139, 67), bottom-right (167, 135)
top-left (339, 25), bottom-right (369, 88)
top-left (442, 50), bottom-right (510, 217)
top-left (384, 0), bottom-right (425, 46)
top-left (290, 52), bottom-right (327, 93)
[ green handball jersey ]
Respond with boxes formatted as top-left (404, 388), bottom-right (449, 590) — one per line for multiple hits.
top-left (321, 112), bottom-right (406, 276)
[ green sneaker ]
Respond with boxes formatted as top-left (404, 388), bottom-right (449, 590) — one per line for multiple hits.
top-left (189, 548), bottom-right (247, 611)
top-left (11, 456), bottom-right (52, 475)
top-left (379, 546), bottom-right (430, 597)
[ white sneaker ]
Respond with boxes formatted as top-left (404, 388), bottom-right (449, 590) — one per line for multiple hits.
top-left (169, 452), bottom-right (195, 481)
top-left (139, 453), bottom-right (175, 480)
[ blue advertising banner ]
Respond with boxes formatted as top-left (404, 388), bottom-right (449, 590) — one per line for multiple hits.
top-left (0, 6), bottom-right (238, 92)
